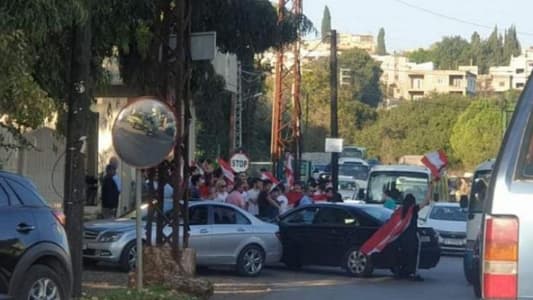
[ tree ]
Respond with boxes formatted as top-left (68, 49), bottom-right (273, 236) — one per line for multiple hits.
top-left (376, 28), bottom-right (387, 55)
top-left (431, 36), bottom-right (471, 69)
top-left (503, 25), bottom-right (521, 64)
top-left (450, 100), bottom-right (503, 169)
top-left (339, 48), bottom-right (383, 107)
top-left (321, 5), bottom-right (331, 42)
top-left (407, 48), bottom-right (433, 64)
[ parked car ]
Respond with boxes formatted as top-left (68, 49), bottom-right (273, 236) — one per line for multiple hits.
top-left (83, 201), bottom-right (282, 276)
top-left (419, 202), bottom-right (467, 253)
top-left (278, 203), bottom-right (440, 277)
top-left (0, 171), bottom-right (72, 300)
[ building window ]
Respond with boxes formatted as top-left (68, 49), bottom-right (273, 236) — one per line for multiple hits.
top-left (410, 75), bottom-right (424, 89)
top-left (517, 83), bottom-right (525, 88)
top-left (449, 75), bottom-right (463, 88)
top-left (499, 81), bottom-right (505, 87)
top-left (516, 68), bottom-right (525, 74)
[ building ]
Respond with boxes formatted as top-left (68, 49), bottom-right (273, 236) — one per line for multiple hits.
top-left (262, 33), bottom-right (375, 67)
top-left (486, 48), bottom-right (533, 91)
top-left (373, 54), bottom-right (477, 100)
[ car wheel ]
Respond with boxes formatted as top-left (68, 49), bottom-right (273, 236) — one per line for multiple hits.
top-left (13, 264), bottom-right (67, 300)
top-left (119, 240), bottom-right (137, 272)
top-left (237, 245), bottom-right (265, 277)
top-left (344, 247), bottom-right (373, 277)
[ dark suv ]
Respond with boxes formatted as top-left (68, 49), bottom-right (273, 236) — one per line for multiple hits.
top-left (0, 171), bottom-right (72, 299)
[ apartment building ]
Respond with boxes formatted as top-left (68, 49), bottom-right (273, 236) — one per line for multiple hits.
top-left (373, 55), bottom-right (476, 100)
top-left (487, 48), bottom-right (533, 91)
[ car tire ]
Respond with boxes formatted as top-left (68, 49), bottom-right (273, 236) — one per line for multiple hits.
top-left (119, 240), bottom-right (137, 272)
top-left (344, 247), bottom-right (373, 277)
top-left (13, 264), bottom-right (68, 300)
top-left (236, 244), bottom-right (265, 277)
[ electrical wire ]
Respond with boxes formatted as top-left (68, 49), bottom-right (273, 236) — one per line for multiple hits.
top-left (393, 0), bottom-right (533, 37)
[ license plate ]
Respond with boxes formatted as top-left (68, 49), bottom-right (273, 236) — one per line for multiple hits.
top-left (420, 236), bottom-right (431, 242)
top-left (444, 238), bottom-right (464, 246)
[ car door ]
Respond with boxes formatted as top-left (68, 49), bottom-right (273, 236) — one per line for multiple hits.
top-left (187, 204), bottom-right (212, 265)
top-left (0, 178), bottom-right (39, 270)
top-left (278, 206), bottom-right (320, 265)
top-left (312, 207), bottom-right (361, 266)
top-left (210, 205), bottom-right (253, 265)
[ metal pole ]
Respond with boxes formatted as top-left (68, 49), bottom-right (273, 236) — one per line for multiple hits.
top-left (135, 169), bottom-right (143, 290)
top-left (330, 30), bottom-right (339, 193)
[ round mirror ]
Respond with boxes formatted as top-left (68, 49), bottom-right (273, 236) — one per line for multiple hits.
top-left (112, 98), bottom-right (176, 168)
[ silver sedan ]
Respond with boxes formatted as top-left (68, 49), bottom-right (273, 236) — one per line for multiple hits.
top-left (83, 201), bottom-right (282, 276)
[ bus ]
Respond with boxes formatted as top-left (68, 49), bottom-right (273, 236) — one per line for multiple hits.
top-left (461, 159), bottom-right (494, 285)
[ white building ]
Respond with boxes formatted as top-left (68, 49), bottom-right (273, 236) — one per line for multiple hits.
top-left (488, 47), bottom-right (533, 90)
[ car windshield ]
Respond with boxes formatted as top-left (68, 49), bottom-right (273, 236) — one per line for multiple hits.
top-left (339, 164), bottom-right (369, 180)
top-left (469, 170), bottom-right (492, 213)
top-left (342, 148), bottom-right (364, 158)
top-left (338, 180), bottom-right (358, 190)
top-left (367, 171), bottom-right (429, 204)
top-left (429, 206), bottom-right (467, 221)
top-left (358, 206), bottom-right (393, 222)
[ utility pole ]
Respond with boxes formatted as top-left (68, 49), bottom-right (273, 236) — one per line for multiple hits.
top-left (64, 6), bottom-right (92, 297)
top-left (292, 0), bottom-right (303, 182)
top-left (330, 29), bottom-right (339, 193)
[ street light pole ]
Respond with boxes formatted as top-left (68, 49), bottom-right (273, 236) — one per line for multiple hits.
top-left (330, 29), bottom-right (339, 193)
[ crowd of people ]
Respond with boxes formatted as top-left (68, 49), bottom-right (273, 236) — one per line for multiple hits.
top-left (187, 167), bottom-right (344, 220)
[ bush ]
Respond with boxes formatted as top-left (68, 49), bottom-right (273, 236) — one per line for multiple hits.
top-left (82, 286), bottom-right (199, 300)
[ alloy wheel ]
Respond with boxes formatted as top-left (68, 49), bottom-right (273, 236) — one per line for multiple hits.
top-left (28, 278), bottom-right (61, 300)
top-left (243, 248), bottom-right (263, 275)
top-left (347, 250), bottom-right (367, 275)
top-left (128, 245), bottom-right (137, 270)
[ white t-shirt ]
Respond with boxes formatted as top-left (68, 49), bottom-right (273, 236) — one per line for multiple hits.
top-left (277, 194), bottom-right (289, 214)
top-left (246, 189), bottom-right (260, 215)
top-left (214, 192), bottom-right (228, 203)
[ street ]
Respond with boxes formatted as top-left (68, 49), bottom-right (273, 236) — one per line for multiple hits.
top-left (84, 256), bottom-right (475, 300)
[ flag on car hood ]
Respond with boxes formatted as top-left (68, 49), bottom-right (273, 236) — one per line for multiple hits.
top-left (421, 150), bottom-right (448, 179)
top-left (218, 159), bottom-right (235, 184)
top-left (360, 207), bottom-right (414, 256)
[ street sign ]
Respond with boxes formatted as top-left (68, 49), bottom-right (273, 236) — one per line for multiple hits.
top-left (230, 152), bottom-right (250, 173)
top-left (325, 138), bottom-right (344, 153)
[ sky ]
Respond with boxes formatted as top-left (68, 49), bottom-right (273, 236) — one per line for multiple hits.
top-left (303, 0), bottom-right (533, 52)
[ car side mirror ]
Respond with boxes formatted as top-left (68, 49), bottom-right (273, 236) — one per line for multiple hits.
top-left (460, 195), bottom-right (468, 209)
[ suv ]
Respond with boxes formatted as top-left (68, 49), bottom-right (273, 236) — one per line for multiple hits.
top-left (0, 171), bottom-right (72, 299)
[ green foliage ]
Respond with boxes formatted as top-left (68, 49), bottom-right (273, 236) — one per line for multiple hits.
top-left (321, 6), bottom-right (331, 42)
top-left (301, 48), bottom-right (382, 151)
top-left (450, 100), bottom-right (503, 169)
top-left (352, 94), bottom-right (470, 164)
top-left (406, 26), bottom-right (522, 74)
top-left (376, 28), bottom-right (387, 55)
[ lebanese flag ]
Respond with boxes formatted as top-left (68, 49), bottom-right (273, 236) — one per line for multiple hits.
top-left (284, 153), bottom-right (295, 189)
top-left (261, 171), bottom-right (280, 185)
top-left (421, 150), bottom-right (448, 180)
top-left (360, 207), bottom-right (414, 255)
top-left (218, 159), bottom-right (235, 184)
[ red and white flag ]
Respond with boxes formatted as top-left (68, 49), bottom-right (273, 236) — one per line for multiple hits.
top-left (421, 150), bottom-right (448, 180)
top-left (261, 171), bottom-right (280, 185)
top-left (360, 207), bottom-right (414, 255)
top-left (218, 159), bottom-right (235, 184)
top-left (284, 153), bottom-right (295, 189)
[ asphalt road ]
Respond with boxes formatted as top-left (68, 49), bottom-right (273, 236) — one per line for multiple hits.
top-left (208, 256), bottom-right (476, 300)
top-left (83, 256), bottom-right (476, 300)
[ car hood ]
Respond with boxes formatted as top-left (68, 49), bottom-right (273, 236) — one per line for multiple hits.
top-left (424, 219), bottom-right (466, 233)
top-left (84, 218), bottom-right (137, 232)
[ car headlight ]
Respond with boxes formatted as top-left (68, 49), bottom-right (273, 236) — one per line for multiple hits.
top-left (98, 231), bottom-right (124, 243)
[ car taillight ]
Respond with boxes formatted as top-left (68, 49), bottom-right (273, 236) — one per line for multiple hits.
top-left (483, 215), bottom-right (518, 299)
top-left (52, 210), bottom-right (66, 226)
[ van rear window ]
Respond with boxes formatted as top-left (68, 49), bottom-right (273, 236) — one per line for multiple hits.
top-left (518, 124), bottom-right (533, 178)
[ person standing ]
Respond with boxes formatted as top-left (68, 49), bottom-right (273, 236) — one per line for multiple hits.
top-left (326, 187), bottom-right (343, 203)
top-left (258, 180), bottom-right (280, 220)
top-left (297, 186), bottom-right (315, 207)
top-left (189, 174), bottom-right (203, 201)
top-left (214, 179), bottom-right (229, 203)
top-left (286, 182), bottom-right (303, 209)
top-left (226, 179), bottom-right (246, 209)
top-left (101, 165), bottom-right (120, 218)
top-left (274, 185), bottom-right (289, 214)
top-left (108, 156), bottom-right (121, 193)
top-left (383, 188), bottom-right (400, 210)
top-left (246, 178), bottom-right (262, 216)
top-left (396, 185), bottom-right (432, 281)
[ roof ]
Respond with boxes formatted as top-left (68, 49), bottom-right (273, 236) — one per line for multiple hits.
top-left (369, 164), bottom-right (430, 175)
top-left (431, 202), bottom-right (460, 207)
top-left (475, 159), bottom-right (495, 172)
top-left (339, 157), bottom-right (368, 165)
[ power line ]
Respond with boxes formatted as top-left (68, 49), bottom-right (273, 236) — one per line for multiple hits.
top-left (393, 0), bottom-right (533, 37)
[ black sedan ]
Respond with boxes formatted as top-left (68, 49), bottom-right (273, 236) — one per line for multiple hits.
top-left (278, 203), bottom-right (441, 277)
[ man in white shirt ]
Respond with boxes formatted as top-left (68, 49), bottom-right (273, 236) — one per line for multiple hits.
top-left (246, 178), bottom-right (262, 216)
